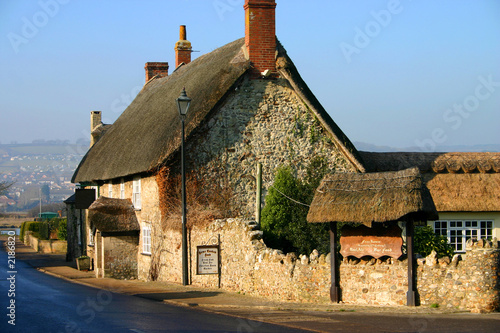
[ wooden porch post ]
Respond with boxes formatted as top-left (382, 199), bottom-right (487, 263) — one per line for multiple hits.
top-left (329, 222), bottom-right (340, 303)
top-left (406, 220), bottom-right (416, 306)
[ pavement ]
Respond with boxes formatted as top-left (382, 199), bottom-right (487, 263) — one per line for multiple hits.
top-left (7, 238), bottom-right (500, 332)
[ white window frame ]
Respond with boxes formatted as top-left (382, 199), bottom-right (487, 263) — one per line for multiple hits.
top-left (142, 224), bottom-right (151, 255)
top-left (120, 178), bottom-right (125, 199)
top-left (433, 220), bottom-right (493, 253)
top-left (132, 176), bottom-right (141, 210)
top-left (88, 228), bottom-right (95, 246)
top-left (108, 183), bottom-right (113, 198)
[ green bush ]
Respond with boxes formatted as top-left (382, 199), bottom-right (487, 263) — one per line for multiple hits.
top-left (38, 222), bottom-right (49, 240)
top-left (21, 221), bottom-right (50, 240)
top-left (261, 157), bottom-right (330, 255)
top-left (20, 221), bottom-right (29, 242)
top-left (57, 219), bottom-right (67, 240)
top-left (414, 226), bottom-right (454, 258)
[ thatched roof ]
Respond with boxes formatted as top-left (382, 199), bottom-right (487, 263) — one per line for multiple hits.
top-left (307, 167), bottom-right (438, 226)
top-left (424, 173), bottom-right (500, 212)
top-left (88, 196), bottom-right (140, 232)
top-left (72, 38), bottom-right (364, 183)
top-left (360, 152), bottom-right (500, 212)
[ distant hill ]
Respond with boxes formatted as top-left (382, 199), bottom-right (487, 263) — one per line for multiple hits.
top-left (354, 142), bottom-right (500, 153)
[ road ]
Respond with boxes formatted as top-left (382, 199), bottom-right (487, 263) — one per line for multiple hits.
top-left (0, 243), bottom-right (309, 333)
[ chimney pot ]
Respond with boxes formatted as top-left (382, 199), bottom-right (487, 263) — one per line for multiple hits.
top-left (175, 25), bottom-right (192, 67)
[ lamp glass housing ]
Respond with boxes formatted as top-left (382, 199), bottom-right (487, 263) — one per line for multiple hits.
top-left (176, 88), bottom-right (191, 117)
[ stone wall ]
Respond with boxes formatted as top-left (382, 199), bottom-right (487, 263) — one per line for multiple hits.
top-left (340, 257), bottom-right (407, 306)
top-left (26, 232), bottom-right (67, 254)
top-left (416, 239), bottom-right (500, 313)
top-left (143, 217), bottom-right (499, 312)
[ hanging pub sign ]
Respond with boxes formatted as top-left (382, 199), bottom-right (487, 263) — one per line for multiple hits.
top-left (340, 224), bottom-right (403, 259)
top-left (196, 245), bottom-right (219, 275)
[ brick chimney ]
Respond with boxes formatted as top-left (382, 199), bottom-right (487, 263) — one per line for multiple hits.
top-left (244, 0), bottom-right (277, 78)
top-left (90, 111), bottom-right (102, 147)
top-left (144, 62), bottom-right (169, 82)
top-left (175, 25), bottom-right (192, 67)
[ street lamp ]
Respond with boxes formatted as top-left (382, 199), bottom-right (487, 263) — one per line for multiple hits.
top-left (176, 87), bottom-right (191, 286)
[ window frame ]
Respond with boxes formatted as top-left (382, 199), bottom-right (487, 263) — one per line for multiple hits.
top-left (142, 224), bottom-right (151, 255)
top-left (120, 178), bottom-right (125, 199)
top-left (132, 176), bottom-right (141, 210)
top-left (432, 220), bottom-right (493, 253)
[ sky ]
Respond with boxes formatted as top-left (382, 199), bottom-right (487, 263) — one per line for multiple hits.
top-left (1, 0), bottom-right (499, 151)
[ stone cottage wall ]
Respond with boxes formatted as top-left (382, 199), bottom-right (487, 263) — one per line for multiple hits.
top-left (144, 218), bottom-right (499, 312)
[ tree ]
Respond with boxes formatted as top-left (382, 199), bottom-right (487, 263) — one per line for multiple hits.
top-left (0, 179), bottom-right (13, 195)
top-left (261, 157), bottom-right (331, 255)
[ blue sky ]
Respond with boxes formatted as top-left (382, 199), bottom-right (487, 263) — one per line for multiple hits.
top-left (1, 0), bottom-right (499, 151)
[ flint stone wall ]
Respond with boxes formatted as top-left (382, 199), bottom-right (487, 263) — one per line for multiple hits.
top-left (416, 239), bottom-right (500, 313)
top-left (141, 218), bottom-right (499, 312)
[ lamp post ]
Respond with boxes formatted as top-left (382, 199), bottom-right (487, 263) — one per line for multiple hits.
top-left (177, 88), bottom-right (191, 286)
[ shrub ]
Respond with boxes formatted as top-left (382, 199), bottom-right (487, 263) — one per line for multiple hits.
top-left (57, 219), bottom-right (67, 240)
top-left (414, 226), bottom-right (454, 258)
top-left (22, 221), bottom-right (50, 240)
top-left (20, 221), bottom-right (29, 242)
top-left (261, 158), bottom-right (330, 255)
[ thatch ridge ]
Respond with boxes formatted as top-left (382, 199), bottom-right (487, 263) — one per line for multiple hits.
top-left (88, 196), bottom-right (140, 232)
top-left (360, 151), bottom-right (500, 174)
top-left (307, 167), bottom-right (437, 226)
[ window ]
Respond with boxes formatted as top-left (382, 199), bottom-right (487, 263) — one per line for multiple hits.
top-left (433, 220), bottom-right (493, 252)
top-left (133, 176), bottom-right (141, 209)
top-left (108, 183), bottom-right (113, 198)
top-left (88, 228), bottom-right (94, 246)
top-left (120, 179), bottom-right (125, 199)
top-left (142, 224), bottom-right (151, 254)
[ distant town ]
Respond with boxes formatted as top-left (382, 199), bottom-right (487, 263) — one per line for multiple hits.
top-left (0, 140), bottom-right (89, 212)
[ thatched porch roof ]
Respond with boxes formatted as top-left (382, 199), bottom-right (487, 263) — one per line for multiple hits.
top-left (88, 196), bottom-right (140, 233)
top-left (307, 167), bottom-right (438, 227)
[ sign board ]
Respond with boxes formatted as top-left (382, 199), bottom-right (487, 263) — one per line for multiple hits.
top-left (75, 189), bottom-right (96, 209)
top-left (197, 245), bottom-right (219, 275)
top-left (340, 224), bottom-right (403, 259)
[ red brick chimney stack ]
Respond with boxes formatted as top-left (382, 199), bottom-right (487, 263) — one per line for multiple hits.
top-left (144, 62), bottom-right (169, 82)
top-left (175, 25), bottom-right (192, 67)
top-left (244, 0), bottom-right (277, 78)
